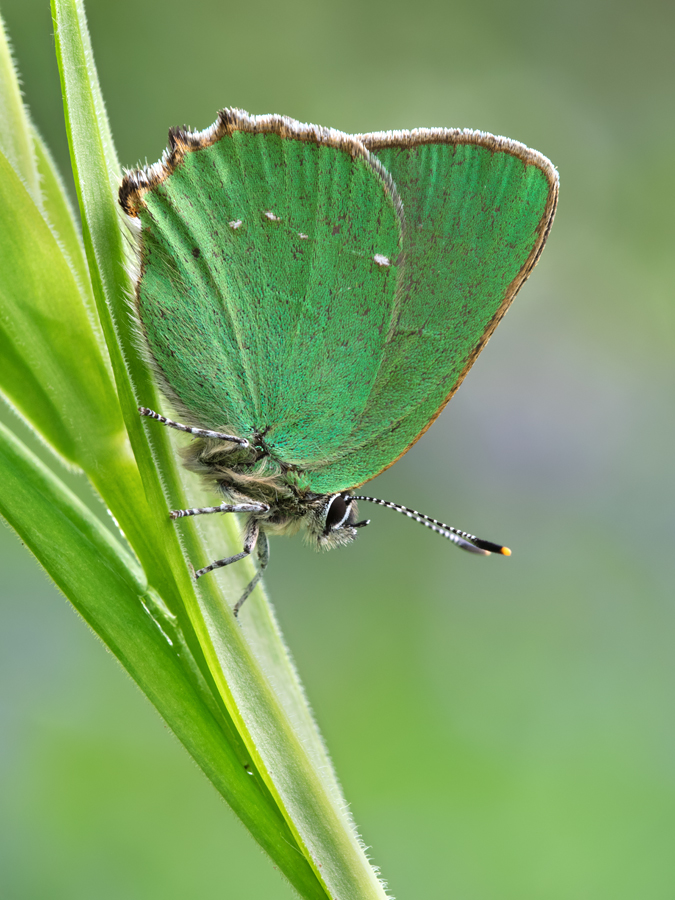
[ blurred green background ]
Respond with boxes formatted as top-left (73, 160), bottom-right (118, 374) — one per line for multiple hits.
top-left (1, 0), bottom-right (674, 897)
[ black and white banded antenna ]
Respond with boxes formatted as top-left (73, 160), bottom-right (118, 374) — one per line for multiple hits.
top-left (350, 495), bottom-right (511, 556)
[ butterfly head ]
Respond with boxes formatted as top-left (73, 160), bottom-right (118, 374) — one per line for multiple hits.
top-left (306, 492), bottom-right (370, 550)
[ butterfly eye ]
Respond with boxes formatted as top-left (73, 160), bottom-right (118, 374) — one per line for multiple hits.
top-left (323, 494), bottom-right (351, 533)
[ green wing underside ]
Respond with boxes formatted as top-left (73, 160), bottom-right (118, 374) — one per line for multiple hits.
top-left (137, 132), bottom-right (402, 468)
top-left (136, 124), bottom-right (555, 495)
top-left (309, 140), bottom-right (554, 492)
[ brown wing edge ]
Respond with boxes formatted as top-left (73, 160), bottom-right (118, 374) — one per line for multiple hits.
top-left (119, 107), bottom-right (404, 224)
top-left (345, 126), bottom-right (560, 488)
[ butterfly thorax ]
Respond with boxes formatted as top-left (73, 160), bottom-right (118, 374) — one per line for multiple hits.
top-left (184, 436), bottom-right (361, 547)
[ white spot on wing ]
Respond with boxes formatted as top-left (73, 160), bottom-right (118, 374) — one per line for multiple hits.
top-left (229, 219), bottom-right (243, 229)
top-left (264, 211), bottom-right (281, 221)
top-left (373, 254), bottom-right (391, 267)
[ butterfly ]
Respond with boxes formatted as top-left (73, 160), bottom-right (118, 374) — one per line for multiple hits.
top-left (120, 108), bottom-right (558, 614)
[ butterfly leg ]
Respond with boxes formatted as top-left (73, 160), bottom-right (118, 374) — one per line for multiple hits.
top-left (170, 502), bottom-right (269, 519)
top-left (138, 406), bottom-right (248, 446)
top-left (233, 531), bottom-right (270, 618)
top-left (195, 518), bottom-right (260, 580)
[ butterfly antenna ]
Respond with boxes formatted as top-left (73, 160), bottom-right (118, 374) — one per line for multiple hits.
top-left (351, 496), bottom-right (511, 556)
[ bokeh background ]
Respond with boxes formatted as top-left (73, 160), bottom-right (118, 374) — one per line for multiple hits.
top-left (1, 0), bottom-right (674, 897)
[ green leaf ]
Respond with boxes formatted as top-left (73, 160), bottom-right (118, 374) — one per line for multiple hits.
top-left (0, 13), bottom-right (40, 202)
top-left (31, 125), bottom-right (98, 317)
top-left (189, 480), bottom-right (354, 814)
top-left (0, 419), bottom-right (325, 900)
top-left (50, 0), bottom-right (201, 619)
top-left (0, 145), bottom-right (162, 592)
top-left (0, 146), bottom-right (121, 468)
top-left (45, 2), bottom-right (391, 896)
top-left (47, 7), bottom-right (264, 814)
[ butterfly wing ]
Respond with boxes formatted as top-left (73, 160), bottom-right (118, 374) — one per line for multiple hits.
top-left (123, 114), bottom-right (558, 496)
top-left (122, 110), bottom-right (403, 464)
top-left (303, 130), bottom-right (559, 495)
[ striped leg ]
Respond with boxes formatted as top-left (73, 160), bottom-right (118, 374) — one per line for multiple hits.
top-left (233, 531), bottom-right (270, 618)
top-left (170, 502), bottom-right (269, 520)
top-left (195, 519), bottom-right (260, 580)
top-left (138, 406), bottom-right (249, 447)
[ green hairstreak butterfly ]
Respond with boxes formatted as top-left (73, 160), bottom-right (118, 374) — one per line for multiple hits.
top-left (120, 108), bottom-right (558, 615)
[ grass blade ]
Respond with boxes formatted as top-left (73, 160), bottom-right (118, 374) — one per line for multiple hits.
top-left (50, 0), bottom-right (205, 619)
top-left (31, 125), bottom-right (97, 314)
top-left (0, 419), bottom-right (326, 900)
top-left (0, 147), bottom-right (121, 467)
top-left (50, 2), bottom-right (389, 895)
top-left (0, 13), bottom-right (39, 201)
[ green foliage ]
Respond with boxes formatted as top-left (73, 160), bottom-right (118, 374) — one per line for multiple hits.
top-left (0, 4), bottom-right (389, 898)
